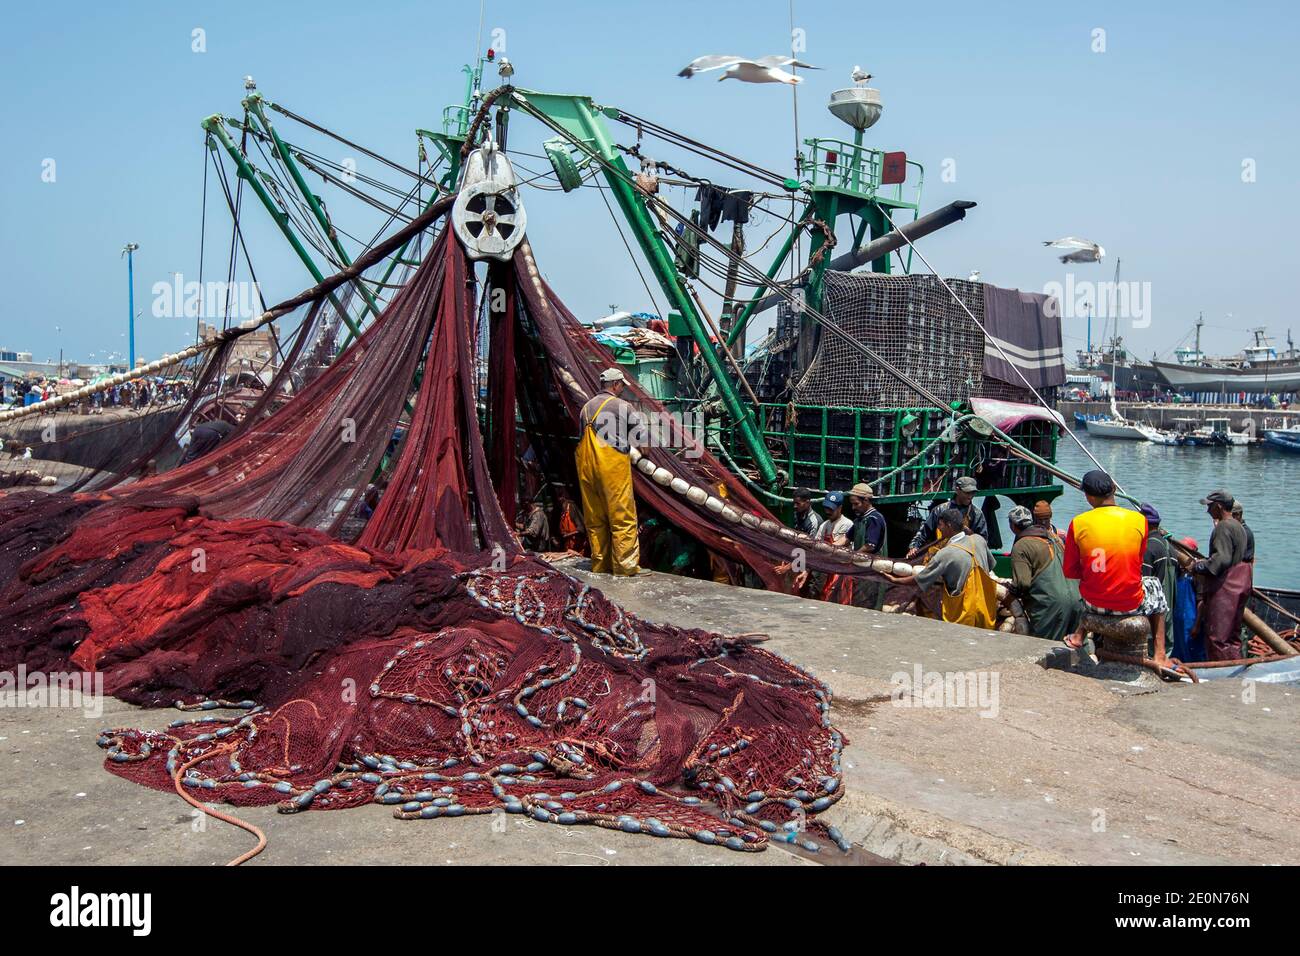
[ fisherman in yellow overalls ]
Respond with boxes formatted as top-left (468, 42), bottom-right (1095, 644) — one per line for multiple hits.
top-left (575, 368), bottom-right (642, 575)
top-left (884, 506), bottom-right (998, 628)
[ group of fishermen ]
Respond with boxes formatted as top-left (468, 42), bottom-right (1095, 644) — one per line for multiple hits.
top-left (777, 468), bottom-right (1256, 663)
top-left (563, 366), bottom-right (1258, 662)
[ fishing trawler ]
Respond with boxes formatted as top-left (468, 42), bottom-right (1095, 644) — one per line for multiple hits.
top-left (1153, 322), bottom-right (1300, 394)
top-left (178, 56), bottom-right (1073, 555)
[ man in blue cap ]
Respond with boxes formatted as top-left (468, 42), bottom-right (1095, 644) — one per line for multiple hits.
top-left (815, 491), bottom-right (855, 603)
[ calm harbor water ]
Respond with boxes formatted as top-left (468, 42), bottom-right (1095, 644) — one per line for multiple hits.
top-left (1049, 434), bottom-right (1298, 590)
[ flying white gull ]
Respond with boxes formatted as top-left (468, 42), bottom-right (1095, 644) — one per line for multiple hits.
top-left (851, 65), bottom-right (873, 84)
top-left (1042, 236), bottom-right (1105, 264)
top-left (678, 54), bottom-right (820, 85)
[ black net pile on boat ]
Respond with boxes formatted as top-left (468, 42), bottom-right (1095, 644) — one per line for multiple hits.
top-left (0, 209), bottom-right (867, 854)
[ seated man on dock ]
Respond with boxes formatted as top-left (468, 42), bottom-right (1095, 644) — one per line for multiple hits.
top-left (885, 506), bottom-right (998, 629)
top-left (1008, 505), bottom-right (1080, 641)
top-left (905, 475), bottom-right (988, 561)
top-left (1061, 470), bottom-right (1168, 662)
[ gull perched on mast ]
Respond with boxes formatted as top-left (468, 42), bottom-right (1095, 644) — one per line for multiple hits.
top-left (678, 54), bottom-right (820, 85)
top-left (1042, 236), bottom-right (1106, 264)
top-left (851, 65), bottom-right (873, 84)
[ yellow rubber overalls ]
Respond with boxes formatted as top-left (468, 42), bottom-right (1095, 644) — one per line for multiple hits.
top-left (939, 540), bottom-right (998, 629)
top-left (575, 394), bottom-right (640, 575)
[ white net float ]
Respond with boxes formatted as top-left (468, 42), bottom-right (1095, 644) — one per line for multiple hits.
top-left (872, 558), bottom-right (894, 573)
top-left (651, 466), bottom-right (674, 486)
top-left (892, 562), bottom-right (915, 576)
top-left (628, 448), bottom-right (642, 464)
top-left (720, 505), bottom-right (742, 524)
top-left (686, 486), bottom-right (708, 506)
top-left (704, 496), bottom-right (725, 514)
top-left (758, 519), bottom-right (780, 535)
top-left (636, 457), bottom-right (656, 475)
top-left (670, 477), bottom-right (690, 495)
top-left (740, 512), bottom-right (761, 530)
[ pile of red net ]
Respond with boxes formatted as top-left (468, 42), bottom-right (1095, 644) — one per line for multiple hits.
top-left (0, 489), bottom-right (844, 851)
top-left (0, 220), bottom-right (873, 854)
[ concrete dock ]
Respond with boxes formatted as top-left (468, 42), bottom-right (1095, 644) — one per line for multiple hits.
top-left (2, 563), bottom-right (1296, 866)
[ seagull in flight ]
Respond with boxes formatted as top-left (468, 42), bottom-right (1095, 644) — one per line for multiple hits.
top-left (678, 54), bottom-right (820, 85)
top-left (851, 65), bottom-right (873, 84)
top-left (1042, 236), bottom-right (1106, 264)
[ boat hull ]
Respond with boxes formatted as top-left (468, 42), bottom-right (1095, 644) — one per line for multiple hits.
top-left (1263, 430), bottom-right (1300, 453)
top-left (1153, 360), bottom-right (1300, 393)
top-left (1084, 418), bottom-right (1149, 440)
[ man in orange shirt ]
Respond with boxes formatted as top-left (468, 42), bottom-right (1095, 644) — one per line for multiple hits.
top-left (1061, 470), bottom-right (1169, 660)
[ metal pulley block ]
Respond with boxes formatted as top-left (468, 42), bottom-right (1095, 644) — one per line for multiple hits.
top-left (452, 143), bottom-right (527, 261)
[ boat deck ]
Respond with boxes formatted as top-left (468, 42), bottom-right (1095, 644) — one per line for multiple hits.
top-left (2, 563), bottom-right (1296, 866)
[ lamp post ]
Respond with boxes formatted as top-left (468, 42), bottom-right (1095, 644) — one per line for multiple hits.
top-left (121, 242), bottom-right (139, 368)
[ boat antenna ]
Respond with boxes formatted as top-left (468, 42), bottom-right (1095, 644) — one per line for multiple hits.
top-left (787, 0), bottom-right (802, 271)
top-left (788, 0), bottom-right (801, 176)
top-left (474, 0), bottom-right (486, 63)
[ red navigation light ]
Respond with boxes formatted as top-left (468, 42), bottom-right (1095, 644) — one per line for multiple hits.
top-left (825, 150), bottom-right (838, 167)
top-left (487, 48), bottom-right (495, 60)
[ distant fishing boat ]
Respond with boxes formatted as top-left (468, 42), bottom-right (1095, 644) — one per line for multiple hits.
top-left (1153, 323), bottom-right (1300, 394)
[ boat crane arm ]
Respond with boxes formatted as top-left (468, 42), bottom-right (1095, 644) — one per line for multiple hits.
top-left (504, 88), bottom-right (782, 487)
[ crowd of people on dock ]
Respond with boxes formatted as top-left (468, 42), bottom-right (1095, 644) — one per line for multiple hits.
top-left (2, 376), bottom-right (190, 412)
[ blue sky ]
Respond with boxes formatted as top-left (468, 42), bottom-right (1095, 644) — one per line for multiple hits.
top-left (1, 0), bottom-right (1296, 366)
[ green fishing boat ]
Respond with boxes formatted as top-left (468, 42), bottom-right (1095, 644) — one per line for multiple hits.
top-left (188, 54), bottom-right (1070, 560)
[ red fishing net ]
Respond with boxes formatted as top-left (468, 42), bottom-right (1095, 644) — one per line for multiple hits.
top-left (0, 221), bottom-right (858, 854)
top-left (0, 490), bottom-right (844, 851)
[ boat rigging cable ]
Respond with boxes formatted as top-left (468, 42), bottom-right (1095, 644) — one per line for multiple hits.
top-left (512, 92), bottom-right (1117, 486)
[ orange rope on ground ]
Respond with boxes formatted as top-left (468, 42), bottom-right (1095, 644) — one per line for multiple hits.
top-left (172, 745), bottom-right (269, 866)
